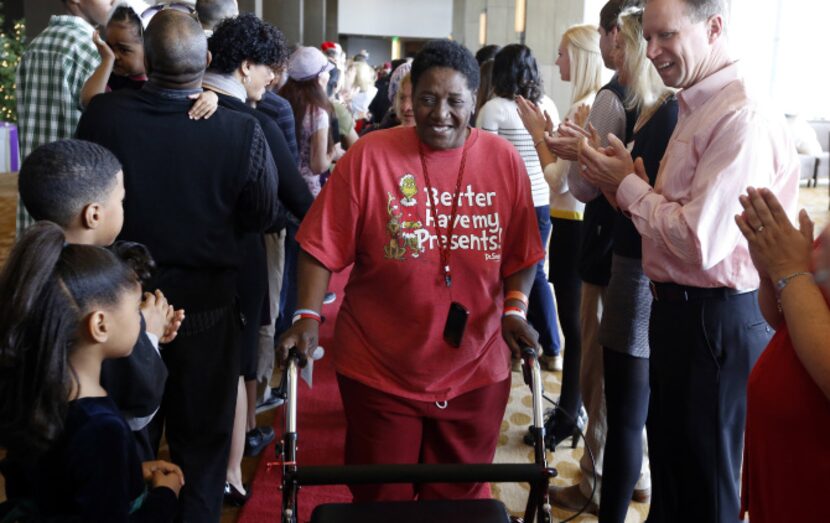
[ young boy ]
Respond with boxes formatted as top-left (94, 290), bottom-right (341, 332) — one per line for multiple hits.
top-left (18, 138), bottom-right (182, 461)
top-left (15, 0), bottom-right (115, 235)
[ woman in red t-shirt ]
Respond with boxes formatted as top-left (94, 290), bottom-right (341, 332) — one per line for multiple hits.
top-left (278, 39), bottom-right (544, 502)
top-left (736, 187), bottom-right (830, 523)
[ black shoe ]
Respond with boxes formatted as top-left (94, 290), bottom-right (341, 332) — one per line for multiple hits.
top-left (546, 422), bottom-right (581, 450)
top-left (523, 411), bottom-right (584, 450)
top-left (244, 426), bottom-right (275, 457)
top-left (224, 482), bottom-right (250, 506)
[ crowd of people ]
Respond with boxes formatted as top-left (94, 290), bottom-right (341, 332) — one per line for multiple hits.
top-left (0, 0), bottom-right (826, 522)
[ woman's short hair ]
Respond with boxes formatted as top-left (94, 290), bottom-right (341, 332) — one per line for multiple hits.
top-left (207, 13), bottom-right (287, 74)
top-left (411, 39), bottom-right (480, 93)
top-left (562, 24), bottom-right (603, 105)
top-left (618, 6), bottom-right (673, 111)
top-left (491, 44), bottom-right (543, 104)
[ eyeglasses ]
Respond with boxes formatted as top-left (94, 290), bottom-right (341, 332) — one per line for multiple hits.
top-left (140, 2), bottom-right (200, 26)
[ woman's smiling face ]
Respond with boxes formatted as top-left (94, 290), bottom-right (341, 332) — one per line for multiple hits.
top-left (413, 67), bottom-right (475, 150)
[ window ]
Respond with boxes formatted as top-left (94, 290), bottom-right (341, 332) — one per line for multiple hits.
top-left (732, 0), bottom-right (830, 119)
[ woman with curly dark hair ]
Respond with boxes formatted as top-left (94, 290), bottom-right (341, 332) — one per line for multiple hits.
top-left (278, 39), bottom-right (543, 502)
top-left (204, 14), bottom-right (310, 222)
top-left (476, 44), bottom-right (563, 375)
top-left (205, 12), bottom-right (281, 105)
top-left (203, 13), bottom-right (314, 506)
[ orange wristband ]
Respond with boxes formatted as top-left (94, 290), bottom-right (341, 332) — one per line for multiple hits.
top-left (505, 290), bottom-right (529, 307)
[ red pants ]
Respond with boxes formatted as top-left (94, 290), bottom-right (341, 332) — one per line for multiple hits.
top-left (336, 374), bottom-right (511, 502)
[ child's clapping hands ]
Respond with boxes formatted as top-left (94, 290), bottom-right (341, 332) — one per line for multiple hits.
top-left (141, 289), bottom-right (185, 345)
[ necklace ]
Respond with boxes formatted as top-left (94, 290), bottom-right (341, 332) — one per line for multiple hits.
top-left (418, 142), bottom-right (468, 288)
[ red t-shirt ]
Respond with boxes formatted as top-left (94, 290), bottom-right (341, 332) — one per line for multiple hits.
top-left (297, 126), bottom-right (544, 402)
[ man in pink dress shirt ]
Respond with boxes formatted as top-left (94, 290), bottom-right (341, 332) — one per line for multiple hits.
top-left (577, 0), bottom-right (800, 521)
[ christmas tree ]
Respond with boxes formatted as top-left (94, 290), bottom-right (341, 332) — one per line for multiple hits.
top-left (0, 2), bottom-right (25, 123)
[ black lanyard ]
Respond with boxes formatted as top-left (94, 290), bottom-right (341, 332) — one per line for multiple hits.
top-left (418, 142), bottom-right (469, 288)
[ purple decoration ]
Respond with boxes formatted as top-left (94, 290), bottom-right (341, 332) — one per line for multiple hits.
top-left (6, 123), bottom-right (18, 172)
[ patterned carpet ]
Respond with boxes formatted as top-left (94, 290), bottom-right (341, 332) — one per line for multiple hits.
top-left (494, 369), bottom-right (649, 522)
top-left (800, 183), bottom-right (830, 230)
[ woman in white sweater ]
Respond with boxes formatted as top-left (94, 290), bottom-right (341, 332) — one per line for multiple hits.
top-left (476, 44), bottom-right (563, 372)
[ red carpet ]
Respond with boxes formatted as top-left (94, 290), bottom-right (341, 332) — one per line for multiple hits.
top-left (238, 270), bottom-right (352, 523)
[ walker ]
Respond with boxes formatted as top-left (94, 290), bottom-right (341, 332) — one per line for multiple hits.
top-left (274, 347), bottom-right (557, 523)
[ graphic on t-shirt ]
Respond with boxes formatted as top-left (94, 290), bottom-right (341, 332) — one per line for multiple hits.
top-left (384, 174), bottom-right (504, 263)
top-left (399, 174), bottom-right (418, 207)
top-left (384, 174), bottom-right (426, 260)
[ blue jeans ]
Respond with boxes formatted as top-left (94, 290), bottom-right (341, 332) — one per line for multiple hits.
top-left (527, 206), bottom-right (561, 356)
top-left (274, 222), bottom-right (299, 338)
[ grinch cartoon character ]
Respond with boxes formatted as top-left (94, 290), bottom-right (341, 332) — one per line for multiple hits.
top-left (383, 174), bottom-right (427, 260)
top-left (397, 174), bottom-right (425, 257)
top-left (399, 174), bottom-right (418, 207)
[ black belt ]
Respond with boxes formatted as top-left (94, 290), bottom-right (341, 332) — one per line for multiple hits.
top-left (649, 281), bottom-right (745, 302)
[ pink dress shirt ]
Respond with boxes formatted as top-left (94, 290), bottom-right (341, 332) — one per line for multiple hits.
top-left (616, 63), bottom-right (800, 291)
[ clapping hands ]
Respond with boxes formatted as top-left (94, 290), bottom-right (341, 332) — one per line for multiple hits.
top-left (735, 187), bottom-right (814, 282)
top-left (577, 133), bottom-right (644, 194)
top-left (516, 95), bottom-right (555, 146)
top-left (141, 290), bottom-right (185, 344)
top-left (545, 121), bottom-right (602, 161)
top-left (573, 103), bottom-right (590, 128)
top-left (142, 460), bottom-right (185, 497)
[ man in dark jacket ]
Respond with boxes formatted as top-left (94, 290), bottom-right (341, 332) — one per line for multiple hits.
top-left (77, 10), bottom-right (281, 522)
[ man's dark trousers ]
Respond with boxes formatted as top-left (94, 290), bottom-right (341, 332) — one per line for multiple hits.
top-left (646, 290), bottom-right (771, 523)
top-left (161, 305), bottom-right (241, 522)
